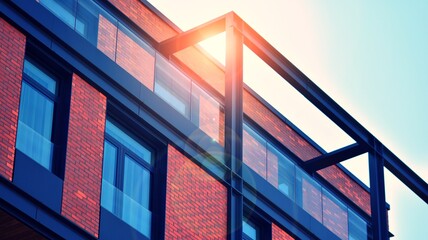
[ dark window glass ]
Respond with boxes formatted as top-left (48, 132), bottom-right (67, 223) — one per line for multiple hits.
top-left (39, 0), bottom-right (77, 29)
top-left (16, 59), bottom-right (57, 171)
top-left (243, 217), bottom-right (258, 240)
top-left (101, 119), bottom-right (152, 238)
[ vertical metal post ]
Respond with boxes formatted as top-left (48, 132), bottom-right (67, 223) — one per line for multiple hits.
top-left (369, 140), bottom-right (389, 239)
top-left (225, 13), bottom-right (244, 240)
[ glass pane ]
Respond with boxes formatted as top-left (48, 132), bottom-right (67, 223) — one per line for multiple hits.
top-left (243, 124), bottom-right (267, 179)
top-left (23, 60), bottom-right (56, 94)
top-left (101, 141), bottom-right (118, 212)
top-left (154, 55), bottom-right (191, 118)
top-left (123, 155), bottom-right (150, 208)
top-left (348, 209), bottom-right (367, 240)
top-left (39, 0), bottom-right (77, 29)
top-left (76, 0), bottom-right (100, 45)
top-left (242, 218), bottom-right (258, 240)
top-left (267, 144), bottom-right (295, 200)
top-left (105, 120), bottom-right (152, 164)
top-left (16, 83), bottom-right (54, 170)
top-left (123, 155), bottom-right (151, 238)
top-left (191, 82), bottom-right (223, 144)
top-left (322, 190), bottom-right (348, 240)
top-left (296, 168), bottom-right (322, 222)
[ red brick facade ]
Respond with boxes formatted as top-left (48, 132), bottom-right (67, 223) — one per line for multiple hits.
top-left (165, 145), bottom-right (227, 239)
top-left (243, 129), bottom-right (267, 179)
top-left (97, 15), bottom-right (117, 61)
top-left (322, 193), bottom-right (348, 240)
top-left (302, 178), bottom-right (322, 222)
top-left (0, 18), bottom-right (25, 181)
top-left (97, 14), bottom-right (155, 91)
top-left (61, 74), bottom-right (106, 238)
top-left (108, 0), bottom-right (176, 42)
top-left (116, 30), bottom-right (155, 90)
top-left (198, 93), bottom-right (225, 146)
top-left (318, 165), bottom-right (371, 215)
top-left (272, 223), bottom-right (294, 240)
top-left (243, 90), bottom-right (321, 161)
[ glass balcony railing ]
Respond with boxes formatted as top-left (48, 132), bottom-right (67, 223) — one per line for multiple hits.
top-left (16, 121), bottom-right (53, 171)
top-left (243, 123), bottom-right (368, 240)
top-left (101, 180), bottom-right (152, 238)
top-left (37, 0), bottom-right (225, 146)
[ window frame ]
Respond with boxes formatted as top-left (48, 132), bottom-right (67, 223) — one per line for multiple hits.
top-left (15, 45), bottom-right (71, 178)
top-left (100, 108), bottom-right (168, 240)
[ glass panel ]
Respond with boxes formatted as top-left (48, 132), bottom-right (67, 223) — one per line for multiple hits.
top-left (39, 0), bottom-right (76, 29)
top-left (242, 218), bottom-right (258, 240)
top-left (101, 180), bottom-right (152, 238)
top-left (123, 155), bottom-right (150, 209)
top-left (267, 144), bottom-right (295, 200)
top-left (296, 168), bottom-right (322, 222)
top-left (123, 155), bottom-right (151, 237)
top-left (101, 141), bottom-right (118, 212)
top-left (191, 83), bottom-right (223, 144)
top-left (16, 83), bottom-right (54, 170)
top-left (23, 60), bottom-right (56, 94)
top-left (75, 0), bottom-right (100, 45)
top-left (243, 124), bottom-right (267, 179)
top-left (348, 210), bottom-right (367, 240)
top-left (154, 55), bottom-right (191, 118)
top-left (105, 120), bottom-right (152, 164)
top-left (322, 190), bottom-right (348, 240)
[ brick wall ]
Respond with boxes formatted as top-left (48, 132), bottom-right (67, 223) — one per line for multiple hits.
top-left (61, 74), bottom-right (106, 238)
top-left (97, 14), bottom-right (155, 91)
top-left (244, 90), bottom-right (321, 161)
top-left (243, 129), bottom-right (267, 179)
top-left (267, 149), bottom-right (279, 188)
top-left (272, 223), bottom-right (294, 240)
top-left (108, 0), bottom-right (176, 42)
top-left (116, 30), bottom-right (155, 90)
top-left (97, 15), bottom-right (117, 61)
top-left (302, 178), bottom-right (322, 222)
top-left (198, 93), bottom-right (225, 146)
top-left (318, 165), bottom-right (371, 215)
top-left (165, 145), bottom-right (227, 239)
top-left (322, 193), bottom-right (348, 240)
top-left (108, 0), bottom-right (225, 97)
top-left (0, 18), bottom-right (25, 181)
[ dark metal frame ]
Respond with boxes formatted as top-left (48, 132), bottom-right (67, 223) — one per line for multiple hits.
top-left (158, 11), bottom-right (428, 239)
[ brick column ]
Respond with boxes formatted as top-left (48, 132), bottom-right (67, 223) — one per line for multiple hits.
top-left (0, 18), bottom-right (26, 181)
top-left (61, 74), bottom-right (106, 238)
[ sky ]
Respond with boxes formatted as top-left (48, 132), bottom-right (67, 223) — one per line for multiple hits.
top-left (148, 1), bottom-right (428, 239)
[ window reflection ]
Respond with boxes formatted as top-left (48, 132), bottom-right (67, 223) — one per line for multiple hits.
top-left (101, 120), bottom-right (153, 238)
top-left (16, 59), bottom-right (57, 171)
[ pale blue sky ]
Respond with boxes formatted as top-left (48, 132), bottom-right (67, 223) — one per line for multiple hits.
top-left (149, 1), bottom-right (428, 239)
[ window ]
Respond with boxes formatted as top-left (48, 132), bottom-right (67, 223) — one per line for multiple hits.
top-left (243, 217), bottom-right (259, 240)
top-left (101, 119), bottom-right (153, 238)
top-left (16, 59), bottom-right (58, 171)
top-left (154, 55), bottom-right (191, 117)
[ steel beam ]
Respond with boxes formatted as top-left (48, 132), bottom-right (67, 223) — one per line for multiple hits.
top-left (369, 142), bottom-right (389, 240)
top-left (224, 13), bottom-right (244, 240)
top-left (158, 14), bottom-right (226, 56)
top-left (304, 143), bottom-right (367, 173)
top-left (240, 21), bottom-right (428, 204)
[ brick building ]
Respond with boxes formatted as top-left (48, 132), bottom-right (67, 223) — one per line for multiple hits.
top-left (0, 0), bottom-right (426, 239)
